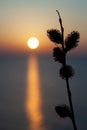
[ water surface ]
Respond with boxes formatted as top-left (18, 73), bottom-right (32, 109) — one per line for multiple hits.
top-left (0, 54), bottom-right (87, 130)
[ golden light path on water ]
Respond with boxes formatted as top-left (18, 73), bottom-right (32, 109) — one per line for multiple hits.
top-left (26, 55), bottom-right (45, 130)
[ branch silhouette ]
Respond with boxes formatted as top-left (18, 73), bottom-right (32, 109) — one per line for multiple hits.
top-left (47, 10), bottom-right (80, 130)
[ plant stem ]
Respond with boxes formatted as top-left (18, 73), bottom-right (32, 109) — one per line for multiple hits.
top-left (56, 10), bottom-right (77, 130)
top-left (56, 10), bottom-right (64, 51)
top-left (66, 78), bottom-right (77, 130)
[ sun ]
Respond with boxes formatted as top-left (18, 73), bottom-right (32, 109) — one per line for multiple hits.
top-left (27, 37), bottom-right (39, 49)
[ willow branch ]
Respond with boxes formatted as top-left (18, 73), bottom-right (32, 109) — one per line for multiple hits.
top-left (56, 10), bottom-right (77, 130)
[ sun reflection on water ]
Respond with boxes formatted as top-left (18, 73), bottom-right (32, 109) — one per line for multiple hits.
top-left (26, 55), bottom-right (45, 130)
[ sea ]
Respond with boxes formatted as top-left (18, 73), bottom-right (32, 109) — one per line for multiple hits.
top-left (0, 53), bottom-right (87, 130)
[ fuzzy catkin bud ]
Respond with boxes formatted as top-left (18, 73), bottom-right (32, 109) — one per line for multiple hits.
top-left (59, 65), bottom-right (74, 79)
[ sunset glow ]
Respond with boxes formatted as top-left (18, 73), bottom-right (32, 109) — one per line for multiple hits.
top-left (27, 37), bottom-right (39, 49)
top-left (0, 0), bottom-right (87, 55)
top-left (26, 56), bottom-right (45, 130)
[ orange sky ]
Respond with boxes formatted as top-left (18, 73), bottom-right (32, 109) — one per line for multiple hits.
top-left (0, 0), bottom-right (87, 55)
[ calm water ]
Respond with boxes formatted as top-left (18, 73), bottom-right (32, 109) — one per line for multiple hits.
top-left (0, 53), bottom-right (87, 130)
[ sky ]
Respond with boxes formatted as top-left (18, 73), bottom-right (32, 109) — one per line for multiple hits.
top-left (0, 0), bottom-right (87, 55)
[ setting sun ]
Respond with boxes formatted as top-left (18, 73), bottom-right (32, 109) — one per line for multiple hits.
top-left (27, 37), bottom-right (39, 49)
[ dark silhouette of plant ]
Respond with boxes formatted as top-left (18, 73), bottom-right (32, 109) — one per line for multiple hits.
top-left (47, 10), bottom-right (80, 130)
